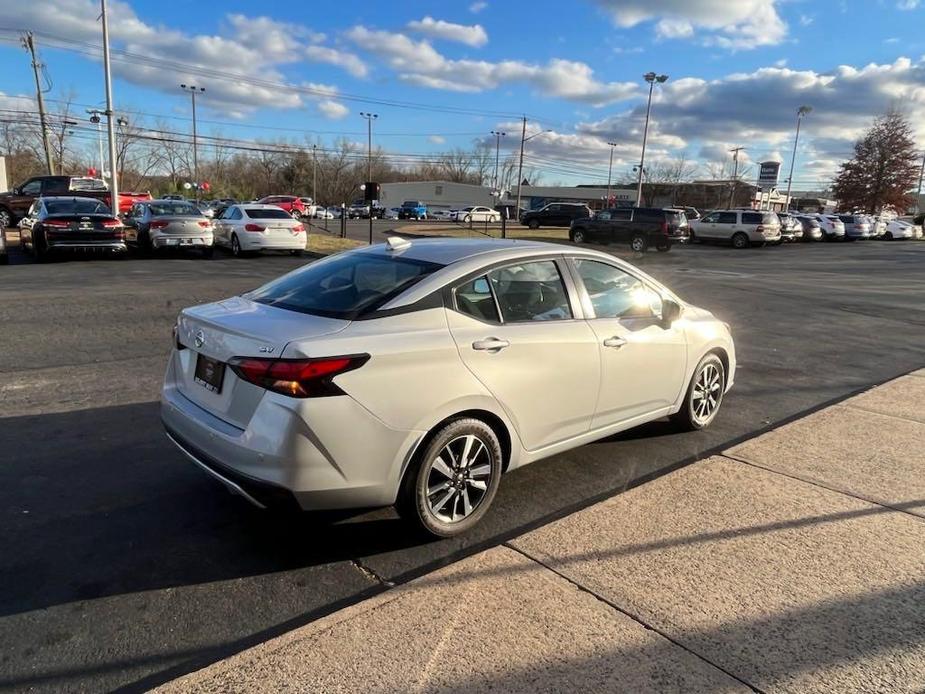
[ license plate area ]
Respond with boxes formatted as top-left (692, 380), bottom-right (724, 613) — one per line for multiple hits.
top-left (194, 353), bottom-right (225, 393)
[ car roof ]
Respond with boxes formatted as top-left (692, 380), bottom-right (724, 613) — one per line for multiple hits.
top-left (39, 196), bottom-right (106, 202)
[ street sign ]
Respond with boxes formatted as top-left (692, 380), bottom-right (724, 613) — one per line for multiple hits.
top-left (757, 161), bottom-right (781, 188)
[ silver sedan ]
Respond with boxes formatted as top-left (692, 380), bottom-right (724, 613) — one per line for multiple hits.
top-left (124, 199), bottom-right (214, 257)
top-left (162, 238), bottom-right (736, 537)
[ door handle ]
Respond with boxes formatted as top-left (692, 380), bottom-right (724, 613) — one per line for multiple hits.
top-left (472, 337), bottom-right (510, 352)
top-left (603, 336), bottom-right (627, 349)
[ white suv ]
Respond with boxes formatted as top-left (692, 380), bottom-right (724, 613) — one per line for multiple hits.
top-left (689, 210), bottom-right (782, 248)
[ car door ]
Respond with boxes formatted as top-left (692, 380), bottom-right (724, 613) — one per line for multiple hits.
top-left (446, 258), bottom-right (601, 451)
top-left (695, 211), bottom-right (719, 239)
top-left (11, 179), bottom-right (43, 219)
top-left (609, 208), bottom-right (633, 243)
top-left (568, 258), bottom-right (687, 428)
top-left (584, 210), bottom-right (610, 242)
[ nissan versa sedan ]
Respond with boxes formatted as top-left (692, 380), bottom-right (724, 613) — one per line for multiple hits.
top-left (162, 238), bottom-right (735, 537)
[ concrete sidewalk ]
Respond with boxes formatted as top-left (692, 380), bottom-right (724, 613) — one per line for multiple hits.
top-left (155, 370), bottom-right (925, 694)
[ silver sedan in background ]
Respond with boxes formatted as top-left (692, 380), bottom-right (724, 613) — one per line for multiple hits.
top-left (124, 199), bottom-right (214, 257)
top-left (162, 238), bottom-right (736, 537)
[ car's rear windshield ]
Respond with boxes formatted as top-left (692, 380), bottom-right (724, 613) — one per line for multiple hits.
top-left (46, 198), bottom-right (110, 215)
top-left (665, 211), bottom-right (687, 225)
top-left (68, 178), bottom-right (108, 192)
top-left (245, 208), bottom-right (292, 219)
top-left (150, 202), bottom-right (201, 216)
top-left (247, 253), bottom-right (444, 319)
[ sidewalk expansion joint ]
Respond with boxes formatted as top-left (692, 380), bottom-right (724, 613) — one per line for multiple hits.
top-left (502, 542), bottom-right (767, 694)
top-left (350, 559), bottom-right (395, 587)
top-left (841, 402), bottom-right (925, 427)
top-left (721, 453), bottom-right (925, 523)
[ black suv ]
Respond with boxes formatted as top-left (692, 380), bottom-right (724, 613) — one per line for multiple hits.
top-left (520, 202), bottom-right (591, 229)
top-left (569, 207), bottom-right (689, 252)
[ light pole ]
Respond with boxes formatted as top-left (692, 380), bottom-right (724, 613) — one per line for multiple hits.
top-left (636, 72), bottom-right (668, 207)
top-left (606, 141), bottom-right (618, 208)
top-left (785, 105), bottom-right (812, 212)
top-left (360, 113), bottom-right (378, 245)
top-left (312, 144), bottom-right (318, 209)
top-left (917, 150), bottom-right (925, 214)
top-left (728, 146), bottom-right (745, 208)
top-left (100, 0), bottom-right (119, 208)
top-left (180, 84), bottom-right (205, 199)
top-left (491, 130), bottom-right (506, 191)
top-left (360, 112), bottom-right (378, 182)
top-left (514, 120), bottom-right (551, 221)
top-left (87, 109), bottom-right (106, 178)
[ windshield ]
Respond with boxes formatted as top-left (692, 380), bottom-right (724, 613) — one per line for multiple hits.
top-left (245, 208), bottom-right (292, 219)
top-left (247, 252), bottom-right (444, 319)
top-left (68, 178), bottom-right (108, 192)
top-left (46, 199), bottom-right (110, 215)
top-left (150, 202), bottom-right (202, 216)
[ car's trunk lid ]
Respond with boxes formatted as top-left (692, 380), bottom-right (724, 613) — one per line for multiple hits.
top-left (175, 296), bottom-right (349, 428)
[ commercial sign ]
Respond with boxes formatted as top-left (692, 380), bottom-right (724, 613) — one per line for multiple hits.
top-left (757, 161), bottom-right (781, 188)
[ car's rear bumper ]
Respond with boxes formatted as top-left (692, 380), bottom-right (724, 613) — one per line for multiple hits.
top-left (47, 240), bottom-right (127, 252)
top-left (239, 235), bottom-right (306, 251)
top-left (161, 351), bottom-right (423, 511)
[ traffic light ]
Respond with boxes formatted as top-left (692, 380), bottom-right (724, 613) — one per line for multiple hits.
top-left (364, 182), bottom-right (380, 201)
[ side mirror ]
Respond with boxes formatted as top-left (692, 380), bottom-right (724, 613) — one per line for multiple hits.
top-left (662, 299), bottom-right (682, 327)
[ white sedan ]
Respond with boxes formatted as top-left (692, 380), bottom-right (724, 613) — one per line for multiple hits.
top-left (161, 237), bottom-right (735, 537)
top-left (213, 204), bottom-right (306, 257)
top-left (455, 206), bottom-right (501, 223)
top-left (883, 219), bottom-right (918, 240)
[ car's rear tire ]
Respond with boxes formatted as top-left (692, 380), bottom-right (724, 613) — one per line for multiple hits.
top-left (570, 228), bottom-right (586, 244)
top-left (732, 232), bottom-right (749, 249)
top-left (630, 234), bottom-right (648, 253)
top-left (671, 353), bottom-right (726, 431)
top-left (527, 219), bottom-right (540, 230)
top-left (397, 417), bottom-right (503, 538)
top-left (884, 232), bottom-right (893, 240)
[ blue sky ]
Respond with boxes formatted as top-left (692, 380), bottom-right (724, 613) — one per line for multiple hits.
top-left (1, 0), bottom-right (924, 189)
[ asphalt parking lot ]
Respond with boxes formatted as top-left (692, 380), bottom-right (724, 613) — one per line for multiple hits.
top-left (1, 235), bottom-right (924, 693)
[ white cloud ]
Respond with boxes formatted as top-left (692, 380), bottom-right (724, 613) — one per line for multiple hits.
top-left (407, 16), bottom-right (489, 47)
top-left (897, 0), bottom-right (920, 9)
top-left (428, 135), bottom-right (446, 144)
top-left (594, 0), bottom-right (787, 49)
top-left (305, 45), bottom-right (368, 78)
top-left (799, 14), bottom-right (814, 26)
top-left (469, 1), bottom-right (488, 13)
top-left (317, 100), bottom-right (349, 119)
top-left (346, 27), bottom-right (637, 106)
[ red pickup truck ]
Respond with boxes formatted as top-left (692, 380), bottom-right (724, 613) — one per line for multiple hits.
top-left (0, 175), bottom-right (152, 228)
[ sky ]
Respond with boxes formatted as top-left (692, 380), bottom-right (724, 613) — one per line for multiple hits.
top-left (1, 0), bottom-right (924, 191)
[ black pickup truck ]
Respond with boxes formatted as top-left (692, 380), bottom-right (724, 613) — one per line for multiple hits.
top-left (0, 175), bottom-right (151, 228)
top-left (569, 207), bottom-right (689, 252)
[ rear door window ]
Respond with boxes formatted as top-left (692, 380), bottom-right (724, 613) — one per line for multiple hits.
top-left (488, 261), bottom-right (572, 322)
top-left (741, 212), bottom-right (762, 225)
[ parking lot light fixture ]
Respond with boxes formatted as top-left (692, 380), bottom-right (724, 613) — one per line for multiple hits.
top-left (606, 142), bottom-right (618, 208)
top-left (637, 73), bottom-right (668, 207)
top-left (179, 84), bottom-right (205, 200)
top-left (785, 106), bottom-right (812, 212)
top-left (360, 112), bottom-right (378, 182)
top-left (515, 121), bottom-right (551, 221)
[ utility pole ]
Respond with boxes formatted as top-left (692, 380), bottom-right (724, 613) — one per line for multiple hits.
top-left (606, 141), bottom-right (617, 208)
top-left (22, 32), bottom-right (54, 175)
top-left (785, 106), bottom-right (812, 212)
top-left (490, 130), bottom-right (506, 191)
top-left (179, 84), bottom-right (205, 200)
top-left (100, 0), bottom-right (119, 209)
top-left (515, 116), bottom-right (526, 221)
top-left (728, 146), bottom-right (745, 208)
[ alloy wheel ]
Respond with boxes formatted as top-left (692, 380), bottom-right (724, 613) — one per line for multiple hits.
top-left (572, 229), bottom-right (585, 244)
top-left (425, 434), bottom-right (493, 524)
top-left (691, 362), bottom-right (723, 426)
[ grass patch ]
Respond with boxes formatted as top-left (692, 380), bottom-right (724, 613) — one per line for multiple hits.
top-left (308, 233), bottom-right (364, 255)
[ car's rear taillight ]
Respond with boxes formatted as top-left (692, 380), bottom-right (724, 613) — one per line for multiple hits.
top-left (244, 223), bottom-right (265, 232)
top-left (150, 220), bottom-right (169, 229)
top-left (292, 224), bottom-right (304, 233)
top-left (197, 221), bottom-right (211, 228)
top-left (44, 220), bottom-right (69, 228)
top-left (756, 225), bottom-right (765, 233)
top-left (101, 218), bottom-right (121, 228)
top-left (229, 355), bottom-right (369, 398)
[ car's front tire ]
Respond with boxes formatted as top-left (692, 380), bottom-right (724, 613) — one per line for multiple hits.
top-left (527, 219), bottom-right (540, 230)
top-left (671, 353), bottom-right (726, 431)
top-left (397, 418), bottom-right (502, 538)
top-left (630, 234), bottom-right (648, 253)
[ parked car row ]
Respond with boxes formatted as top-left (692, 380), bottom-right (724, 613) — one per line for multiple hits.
top-left (10, 196), bottom-right (311, 262)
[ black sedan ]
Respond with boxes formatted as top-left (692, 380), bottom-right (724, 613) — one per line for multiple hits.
top-left (19, 196), bottom-right (125, 261)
